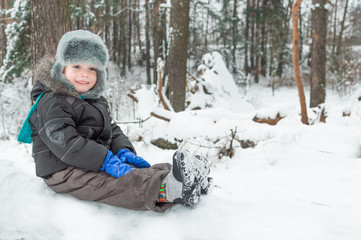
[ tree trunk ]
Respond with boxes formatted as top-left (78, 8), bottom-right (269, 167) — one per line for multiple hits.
top-left (332, 0), bottom-right (338, 54)
top-left (30, 0), bottom-right (71, 76)
top-left (128, 0), bottom-right (132, 70)
top-left (0, 0), bottom-right (8, 68)
top-left (112, 0), bottom-right (119, 63)
top-left (250, 0), bottom-right (255, 74)
top-left (121, 0), bottom-right (128, 76)
top-left (89, 0), bottom-right (94, 31)
top-left (136, 0), bottom-right (142, 52)
top-left (244, 0), bottom-right (250, 75)
top-left (221, 0), bottom-right (229, 54)
top-left (231, 0), bottom-right (238, 74)
top-left (145, 0), bottom-right (152, 84)
top-left (299, 6), bottom-right (303, 60)
top-left (104, 1), bottom-right (110, 47)
top-left (336, 0), bottom-right (349, 57)
top-left (254, 0), bottom-right (260, 83)
top-left (167, 0), bottom-right (190, 112)
top-left (204, 0), bottom-right (210, 49)
top-left (260, 0), bottom-right (268, 77)
top-left (161, 4), bottom-right (169, 81)
top-left (292, 0), bottom-right (308, 125)
top-left (152, 0), bottom-right (162, 83)
top-left (310, 0), bottom-right (327, 108)
top-left (276, 0), bottom-right (293, 77)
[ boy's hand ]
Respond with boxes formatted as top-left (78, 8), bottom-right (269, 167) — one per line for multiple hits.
top-left (100, 151), bottom-right (133, 178)
top-left (117, 149), bottom-right (151, 168)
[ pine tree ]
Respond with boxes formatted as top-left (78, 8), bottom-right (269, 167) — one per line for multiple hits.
top-left (0, 0), bottom-right (31, 83)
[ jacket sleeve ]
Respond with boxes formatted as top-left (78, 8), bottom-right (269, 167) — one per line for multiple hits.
top-left (109, 120), bottom-right (136, 155)
top-left (36, 95), bottom-right (108, 172)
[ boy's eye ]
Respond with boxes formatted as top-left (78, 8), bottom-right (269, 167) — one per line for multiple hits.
top-left (73, 65), bottom-right (80, 69)
top-left (90, 67), bottom-right (97, 71)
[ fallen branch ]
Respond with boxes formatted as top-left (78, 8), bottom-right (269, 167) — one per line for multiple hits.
top-left (150, 112), bottom-right (171, 122)
top-left (253, 113), bottom-right (284, 125)
top-left (151, 138), bottom-right (178, 149)
top-left (150, 107), bottom-right (175, 122)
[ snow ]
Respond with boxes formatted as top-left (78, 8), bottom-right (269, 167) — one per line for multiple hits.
top-left (2, 54), bottom-right (361, 239)
top-left (2, 83), bottom-right (361, 239)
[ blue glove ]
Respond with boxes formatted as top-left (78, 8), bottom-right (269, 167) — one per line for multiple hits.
top-left (100, 150), bottom-right (133, 178)
top-left (116, 149), bottom-right (151, 168)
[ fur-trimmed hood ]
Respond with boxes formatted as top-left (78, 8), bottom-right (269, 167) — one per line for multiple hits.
top-left (50, 30), bottom-right (108, 99)
top-left (31, 56), bottom-right (105, 100)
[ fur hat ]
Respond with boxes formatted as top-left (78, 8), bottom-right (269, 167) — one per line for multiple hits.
top-left (51, 30), bottom-right (109, 99)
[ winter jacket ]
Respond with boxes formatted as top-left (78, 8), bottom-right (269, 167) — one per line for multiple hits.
top-left (29, 57), bottom-right (135, 178)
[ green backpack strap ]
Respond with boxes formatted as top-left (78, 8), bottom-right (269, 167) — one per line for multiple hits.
top-left (17, 93), bottom-right (44, 144)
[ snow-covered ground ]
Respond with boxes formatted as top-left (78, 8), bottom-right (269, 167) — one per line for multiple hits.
top-left (1, 82), bottom-right (361, 240)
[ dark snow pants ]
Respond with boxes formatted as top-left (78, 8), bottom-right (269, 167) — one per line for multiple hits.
top-left (44, 163), bottom-right (174, 213)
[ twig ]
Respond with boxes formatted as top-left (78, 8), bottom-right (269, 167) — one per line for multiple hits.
top-left (186, 70), bottom-right (200, 82)
top-left (127, 93), bottom-right (138, 103)
top-left (150, 112), bottom-right (171, 122)
top-left (115, 116), bottom-right (152, 125)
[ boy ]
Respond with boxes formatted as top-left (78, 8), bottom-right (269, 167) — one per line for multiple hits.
top-left (19, 30), bottom-right (211, 213)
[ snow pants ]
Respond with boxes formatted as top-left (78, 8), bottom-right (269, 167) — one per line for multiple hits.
top-left (44, 163), bottom-right (174, 213)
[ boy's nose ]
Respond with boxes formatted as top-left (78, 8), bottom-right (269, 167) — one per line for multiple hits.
top-left (81, 71), bottom-right (89, 77)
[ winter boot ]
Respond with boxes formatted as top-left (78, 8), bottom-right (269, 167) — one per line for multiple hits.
top-left (159, 150), bottom-right (201, 207)
top-left (172, 150), bottom-right (202, 207)
top-left (181, 150), bottom-right (213, 195)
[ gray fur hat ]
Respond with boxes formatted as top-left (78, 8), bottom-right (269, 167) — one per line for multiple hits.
top-left (51, 30), bottom-right (109, 99)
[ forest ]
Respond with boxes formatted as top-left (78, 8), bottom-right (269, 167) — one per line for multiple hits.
top-left (1, 1), bottom-right (361, 239)
top-left (1, 0), bottom-right (360, 115)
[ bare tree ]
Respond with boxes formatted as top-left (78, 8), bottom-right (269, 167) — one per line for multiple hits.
top-left (152, 0), bottom-right (163, 82)
top-left (231, 0), bottom-right (238, 74)
top-left (145, 0), bottom-right (152, 84)
top-left (336, 0), bottom-right (349, 57)
top-left (331, 0), bottom-right (338, 54)
top-left (260, 0), bottom-right (268, 77)
top-left (250, 0), bottom-right (255, 76)
top-left (121, 0), bottom-right (128, 76)
top-left (292, 0), bottom-right (308, 124)
top-left (244, 0), bottom-right (250, 75)
top-left (167, 0), bottom-right (190, 112)
top-left (310, 0), bottom-right (327, 108)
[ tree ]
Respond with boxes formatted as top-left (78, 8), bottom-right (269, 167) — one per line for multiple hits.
top-left (244, 0), bottom-right (250, 75)
top-left (152, 0), bottom-right (163, 82)
top-left (166, 0), bottom-right (190, 112)
top-left (30, 0), bottom-right (71, 71)
top-left (335, 0), bottom-right (349, 57)
top-left (292, 0), bottom-right (308, 124)
top-left (0, 0), bottom-right (31, 83)
top-left (145, 0), bottom-right (152, 85)
top-left (276, 0), bottom-right (292, 78)
top-left (310, 0), bottom-right (327, 108)
top-left (121, 0), bottom-right (128, 76)
top-left (260, 0), bottom-right (268, 77)
top-left (231, 0), bottom-right (238, 74)
top-left (0, 0), bottom-right (9, 69)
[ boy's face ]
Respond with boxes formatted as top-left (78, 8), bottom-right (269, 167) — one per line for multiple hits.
top-left (64, 63), bottom-right (97, 93)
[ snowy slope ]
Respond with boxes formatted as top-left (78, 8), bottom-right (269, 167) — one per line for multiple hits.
top-left (1, 84), bottom-right (361, 240)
